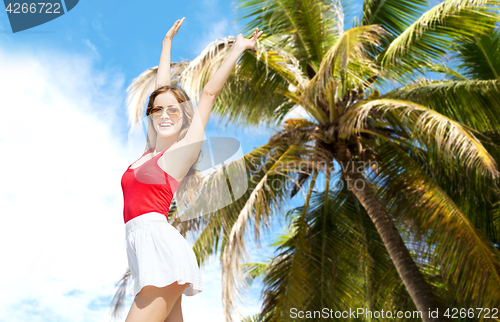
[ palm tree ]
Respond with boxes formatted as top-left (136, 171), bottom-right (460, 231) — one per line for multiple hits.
top-left (109, 0), bottom-right (500, 321)
top-left (237, 172), bottom-right (424, 321)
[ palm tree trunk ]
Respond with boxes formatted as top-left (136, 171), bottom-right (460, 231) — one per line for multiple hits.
top-left (335, 141), bottom-right (441, 322)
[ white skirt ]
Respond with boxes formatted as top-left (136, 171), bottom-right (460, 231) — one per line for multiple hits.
top-left (125, 212), bottom-right (204, 297)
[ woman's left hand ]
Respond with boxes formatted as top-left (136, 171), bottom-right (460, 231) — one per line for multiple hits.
top-left (234, 28), bottom-right (263, 51)
top-left (164, 17), bottom-right (185, 42)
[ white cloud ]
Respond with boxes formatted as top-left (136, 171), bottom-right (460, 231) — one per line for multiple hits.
top-left (0, 40), bottom-right (264, 322)
top-left (91, 13), bottom-right (110, 43)
top-left (196, 19), bottom-right (230, 54)
top-left (0, 41), bottom-right (126, 322)
top-left (92, 16), bottom-right (103, 31)
top-left (83, 38), bottom-right (100, 58)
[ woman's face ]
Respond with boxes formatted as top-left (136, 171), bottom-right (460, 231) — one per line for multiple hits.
top-left (151, 91), bottom-right (184, 137)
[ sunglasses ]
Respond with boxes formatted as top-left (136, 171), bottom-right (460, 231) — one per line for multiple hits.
top-left (150, 106), bottom-right (182, 119)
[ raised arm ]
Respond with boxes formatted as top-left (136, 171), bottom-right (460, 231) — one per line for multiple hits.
top-left (164, 28), bottom-right (263, 169)
top-left (202, 29), bottom-right (262, 98)
top-left (155, 17), bottom-right (185, 90)
top-left (147, 18), bottom-right (184, 153)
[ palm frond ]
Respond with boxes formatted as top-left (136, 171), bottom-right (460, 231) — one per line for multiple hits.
top-left (260, 173), bottom-right (419, 321)
top-left (494, 199), bottom-right (500, 237)
top-left (426, 62), bottom-right (469, 81)
top-left (179, 133), bottom-right (326, 322)
top-left (252, 38), bottom-right (309, 89)
top-left (372, 128), bottom-right (500, 243)
top-left (339, 98), bottom-right (500, 179)
top-left (179, 36), bottom-right (235, 99)
top-left (108, 269), bottom-right (131, 320)
top-left (452, 27), bottom-right (500, 80)
top-left (373, 140), bottom-right (500, 310)
top-left (361, 0), bottom-right (428, 49)
top-left (379, 0), bottom-right (500, 85)
top-left (221, 143), bottom-right (324, 322)
top-left (234, 0), bottom-right (341, 65)
top-left (301, 24), bottom-right (386, 122)
top-left (242, 262), bottom-right (269, 287)
top-left (382, 79), bottom-right (500, 131)
top-left (179, 36), bottom-right (312, 128)
top-left (259, 171), bottom-right (319, 321)
top-left (240, 312), bottom-right (263, 322)
top-left (217, 41), bottom-right (312, 126)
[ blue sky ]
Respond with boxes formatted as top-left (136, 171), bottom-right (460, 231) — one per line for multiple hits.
top-left (0, 0), bottom-right (313, 321)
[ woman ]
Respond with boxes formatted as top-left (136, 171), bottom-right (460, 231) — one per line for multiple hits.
top-left (121, 17), bottom-right (263, 322)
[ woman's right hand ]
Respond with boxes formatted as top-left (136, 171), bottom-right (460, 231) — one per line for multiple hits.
top-left (164, 17), bottom-right (185, 42)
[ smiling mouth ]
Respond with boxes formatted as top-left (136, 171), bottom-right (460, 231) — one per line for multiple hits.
top-left (159, 122), bottom-right (173, 128)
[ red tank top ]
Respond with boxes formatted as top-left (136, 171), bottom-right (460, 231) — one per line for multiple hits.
top-left (121, 147), bottom-right (184, 224)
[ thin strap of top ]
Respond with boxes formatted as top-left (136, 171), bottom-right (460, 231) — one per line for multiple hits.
top-left (143, 147), bottom-right (155, 156)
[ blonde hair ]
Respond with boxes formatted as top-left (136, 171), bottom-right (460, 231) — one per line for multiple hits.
top-left (145, 84), bottom-right (203, 211)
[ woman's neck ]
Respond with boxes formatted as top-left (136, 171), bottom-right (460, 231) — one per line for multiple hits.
top-left (153, 137), bottom-right (178, 155)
